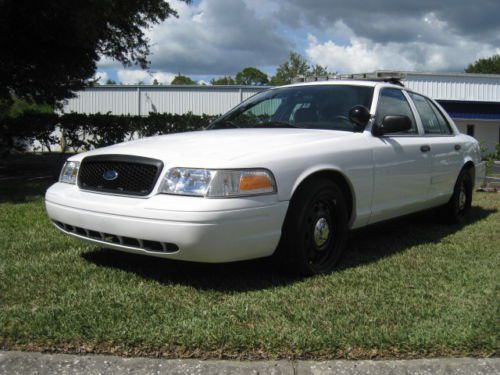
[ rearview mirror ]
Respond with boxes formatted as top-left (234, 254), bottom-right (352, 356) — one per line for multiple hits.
top-left (348, 105), bottom-right (371, 129)
top-left (373, 115), bottom-right (412, 136)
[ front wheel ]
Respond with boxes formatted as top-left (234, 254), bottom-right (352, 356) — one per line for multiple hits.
top-left (275, 178), bottom-right (349, 276)
top-left (442, 169), bottom-right (473, 224)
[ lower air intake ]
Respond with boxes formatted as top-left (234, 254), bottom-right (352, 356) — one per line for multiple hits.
top-left (53, 221), bottom-right (178, 253)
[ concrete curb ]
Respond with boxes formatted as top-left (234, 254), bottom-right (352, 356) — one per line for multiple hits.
top-left (0, 351), bottom-right (498, 375)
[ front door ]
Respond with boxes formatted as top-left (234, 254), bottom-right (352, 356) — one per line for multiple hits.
top-left (369, 88), bottom-right (432, 223)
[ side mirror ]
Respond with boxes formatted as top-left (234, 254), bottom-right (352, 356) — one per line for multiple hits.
top-left (373, 115), bottom-right (412, 136)
top-left (348, 105), bottom-right (371, 129)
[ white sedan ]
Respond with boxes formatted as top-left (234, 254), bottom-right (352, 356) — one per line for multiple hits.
top-left (45, 80), bottom-right (485, 275)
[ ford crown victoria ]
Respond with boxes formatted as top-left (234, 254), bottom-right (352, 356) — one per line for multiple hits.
top-left (45, 80), bottom-right (485, 275)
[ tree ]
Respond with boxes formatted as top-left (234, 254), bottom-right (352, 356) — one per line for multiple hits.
top-left (0, 0), bottom-right (188, 107)
top-left (171, 74), bottom-right (196, 85)
top-left (106, 79), bottom-right (117, 85)
top-left (235, 67), bottom-right (269, 86)
top-left (465, 55), bottom-right (500, 74)
top-left (211, 76), bottom-right (236, 85)
top-left (310, 64), bottom-right (331, 77)
top-left (5, 97), bottom-right (53, 118)
top-left (270, 52), bottom-right (310, 85)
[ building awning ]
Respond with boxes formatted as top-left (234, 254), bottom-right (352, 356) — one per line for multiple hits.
top-left (443, 112), bottom-right (500, 120)
top-left (437, 100), bottom-right (500, 121)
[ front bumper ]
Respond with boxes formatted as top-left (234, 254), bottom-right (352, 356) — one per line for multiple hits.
top-left (45, 183), bottom-right (289, 263)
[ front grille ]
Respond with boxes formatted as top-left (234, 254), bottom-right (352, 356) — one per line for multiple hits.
top-left (53, 221), bottom-right (179, 253)
top-left (78, 155), bottom-right (163, 196)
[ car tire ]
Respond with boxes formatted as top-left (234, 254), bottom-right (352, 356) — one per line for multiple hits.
top-left (442, 168), bottom-right (473, 224)
top-left (275, 178), bottom-right (349, 276)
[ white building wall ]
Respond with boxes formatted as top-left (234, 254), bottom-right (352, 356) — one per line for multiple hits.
top-left (62, 85), bottom-right (264, 116)
top-left (403, 73), bottom-right (500, 102)
top-left (454, 120), bottom-right (500, 154)
top-left (63, 87), bottom-right (140, 115)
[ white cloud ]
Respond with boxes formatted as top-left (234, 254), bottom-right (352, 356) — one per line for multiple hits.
top-left (96, 56), bottom-right (120, 70)
top-left (306, 29), bottom-right (500, 74)
top-left (117, 69), bottom-right (176, 84)
top-left (276, 0), bottom-right (500, 46)
top-left (144, 0), bottom-right (290, 74)
top-left (93, 71), bottom-right (109, 84)
top-left (306, 35), bottom-right (413, 73)
top-left (96, 0), bottom-right (500, 77)
top-left (152, 71), bottom-right (177, 84)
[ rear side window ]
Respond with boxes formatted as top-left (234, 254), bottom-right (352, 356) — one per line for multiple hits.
top-left (408, 92), bottom-right (452, 135)
top-left (376, 89), bottom-right (417, 134)
top-left (429, 101), bottom-right (453, 134)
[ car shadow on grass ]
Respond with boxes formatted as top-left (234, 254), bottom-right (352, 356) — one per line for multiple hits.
top-left (81, 204), bottom-right (496, 292)
top-left (0, 179), bottom-right (55, 203)
top-left (341, 205), bottom-right (496, 271)
top-left (0, 153), bottom-right (70, 203)
top-left (83, 250), bottom-right (298, 292)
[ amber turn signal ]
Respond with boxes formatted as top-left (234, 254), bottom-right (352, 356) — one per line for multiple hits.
top-left (240, 174), bottom-right (274, 191)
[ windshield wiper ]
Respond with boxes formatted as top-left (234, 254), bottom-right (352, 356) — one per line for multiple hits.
top-left (258, 121), bottom-right (299, 128)
top-left (211, 120), bottom-right (300, 129)
top-left (210, 120), bottom-right (240, 129)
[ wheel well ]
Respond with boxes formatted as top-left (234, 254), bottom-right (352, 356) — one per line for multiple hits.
top-left (294, 170), bottom-right (354, 223)
top-left (463, 161), bottom-right (475, 181)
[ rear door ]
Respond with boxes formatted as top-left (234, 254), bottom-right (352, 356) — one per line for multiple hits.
top-left (369, 88), bottom-right (432, 223)
top-left (407, 92), bottom-right (463, 203)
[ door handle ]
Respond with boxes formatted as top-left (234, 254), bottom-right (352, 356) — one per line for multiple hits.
top-left (420, 145), bottom-right (431, 152)
top-left (454, 144), bottom-right (461, 151)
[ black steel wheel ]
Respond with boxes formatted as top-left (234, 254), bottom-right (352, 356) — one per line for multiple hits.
top-left (442, 168), bottom-right (473, 224)
top-left (275, 177), bottom-right (348, 275)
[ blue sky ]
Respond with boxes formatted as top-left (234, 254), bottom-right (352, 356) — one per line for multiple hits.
top-left (95, 0), bottom-right (500, 85)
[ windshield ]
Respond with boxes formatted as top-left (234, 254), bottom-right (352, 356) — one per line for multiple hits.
top-left (209, 85), bottom-right (374, 132)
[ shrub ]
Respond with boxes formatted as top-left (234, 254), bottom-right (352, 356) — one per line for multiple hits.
top-left (0, 112), bottom-right (217, 154)
top-left (1, 111), bottom-right (59, 154)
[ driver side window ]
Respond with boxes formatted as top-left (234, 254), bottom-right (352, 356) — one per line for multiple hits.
top-left (376, 89), bottom-right (417, 134)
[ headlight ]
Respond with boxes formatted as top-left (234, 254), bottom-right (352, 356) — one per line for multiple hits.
top-left (59, 161), bottom-right (80, 184)
top-left (159, 168), bottom-right (276, 197)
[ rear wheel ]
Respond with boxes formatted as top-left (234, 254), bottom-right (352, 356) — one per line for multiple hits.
top-left (275, 178), bottom-right (349, 275)
top-left (442, 168), bottom-right (473, 224)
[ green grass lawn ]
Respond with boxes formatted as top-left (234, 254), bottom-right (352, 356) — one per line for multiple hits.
top-left (0, 180), bottom-right (498, 359)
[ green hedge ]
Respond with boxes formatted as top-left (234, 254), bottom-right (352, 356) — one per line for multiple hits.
top-left (0, 112), bottom-right (216, 154)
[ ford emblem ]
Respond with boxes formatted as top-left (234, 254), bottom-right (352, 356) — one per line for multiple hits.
top-left (103, 169), bottom-right (119, 181)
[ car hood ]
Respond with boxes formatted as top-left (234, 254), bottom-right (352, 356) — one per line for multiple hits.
top-left (72, 128), bottom-right (355, 167)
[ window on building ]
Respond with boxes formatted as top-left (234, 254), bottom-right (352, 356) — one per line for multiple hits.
top-left (467, 124), bottom-right (475, 137)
